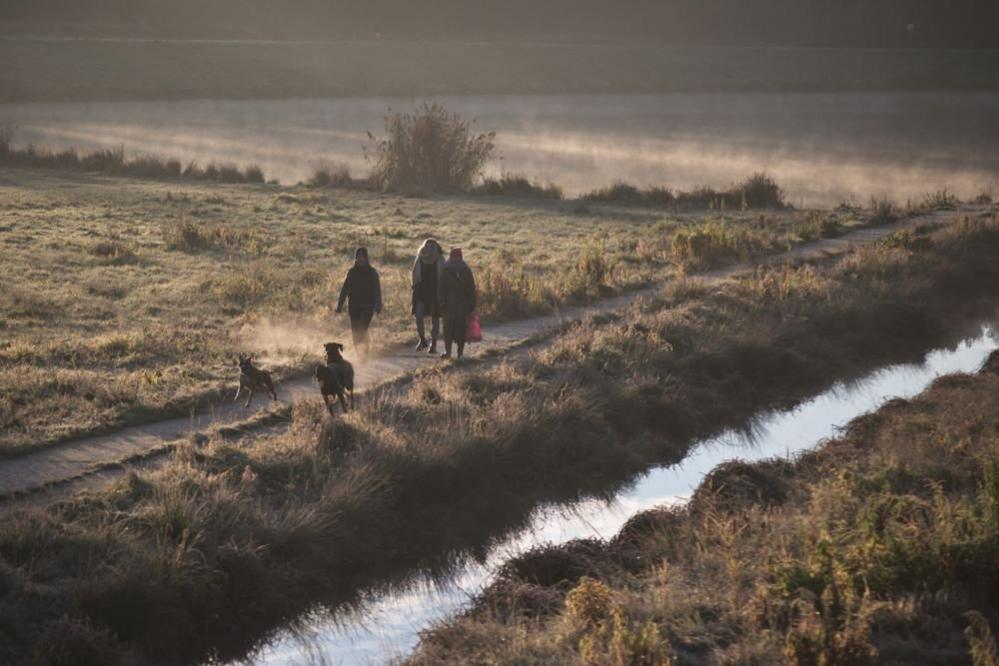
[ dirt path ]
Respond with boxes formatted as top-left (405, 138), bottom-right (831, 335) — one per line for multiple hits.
top-left (0, 209), bottom-right (974, 501)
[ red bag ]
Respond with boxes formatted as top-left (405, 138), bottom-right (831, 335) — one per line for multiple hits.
top-left (465, 312), bottom-right (483, 343)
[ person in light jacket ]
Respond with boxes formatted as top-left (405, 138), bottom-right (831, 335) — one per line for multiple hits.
top-left (335, 247), bottom-right (382, 357)
top-left (438, 247), bottom-right (476, 360)
top-left (411, 238), bottom-right (445, 354)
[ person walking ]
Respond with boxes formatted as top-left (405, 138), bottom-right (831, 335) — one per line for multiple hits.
top-left (438, 247), bottom-right (476, 360)
top-left (412, 239), bottom-right (445, 353)
top-left (335, 247), bottom-right (382, 357)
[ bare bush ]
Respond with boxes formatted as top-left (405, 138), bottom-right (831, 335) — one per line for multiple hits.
top-left (365, 103), bottom-right (495, 192)
top-left (309, 162), bottom-right (354, 188)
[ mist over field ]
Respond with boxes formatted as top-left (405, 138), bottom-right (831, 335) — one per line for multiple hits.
top-left (5, 92), bottom-right (998, 205)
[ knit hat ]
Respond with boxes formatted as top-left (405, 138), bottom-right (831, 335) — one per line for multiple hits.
top-left (449, 247), bottom-right (463, 261)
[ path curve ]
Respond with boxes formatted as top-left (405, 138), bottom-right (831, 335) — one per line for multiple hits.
top-left (0, 208), bottom-right (976, 499)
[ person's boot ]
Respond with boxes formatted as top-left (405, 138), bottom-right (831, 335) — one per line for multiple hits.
top-left (456, 342), bottom-right (465, 359)
top-left (441, 341), bottom-right (452, 359)
top-left (428, 338), bottom-right (437, 354)
top-left (415, 336), bottom-right (428, 352)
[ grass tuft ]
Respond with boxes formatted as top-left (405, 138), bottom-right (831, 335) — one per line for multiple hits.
top-left (474, 174), bottom-right (563, 200)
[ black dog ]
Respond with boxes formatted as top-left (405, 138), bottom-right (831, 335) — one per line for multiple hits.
top-left (315, 364), bottom-right (349, 415)
top-left (324, 342), bottom-right (355, 409)
top-left (235, 354), bottom-right (278, 408)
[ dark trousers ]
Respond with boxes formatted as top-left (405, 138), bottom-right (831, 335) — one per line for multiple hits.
top-left (443, 312), bottom-right (467, 356)
top-left (414, 300), bottom-right (440, 342)
top-left (348, 306), bottom-right (374, 348)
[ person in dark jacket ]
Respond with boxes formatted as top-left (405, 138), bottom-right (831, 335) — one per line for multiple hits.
top-left (412, 238), bottom-right (445, 353)
top-left (438, 247), bottom-right (476, 359)
top-left (335, 247), bottom-right (382, 357)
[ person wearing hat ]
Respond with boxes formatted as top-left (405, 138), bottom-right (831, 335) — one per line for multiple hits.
top-left (438, 247), bottom-right (477, 359)
top-left (411, 239), bottom-right (445, 354)
top-left (335, 247), bottom-right (382, 357)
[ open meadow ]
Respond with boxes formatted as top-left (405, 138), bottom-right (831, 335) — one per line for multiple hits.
top-left (0, 164), bottom-right (877, 453)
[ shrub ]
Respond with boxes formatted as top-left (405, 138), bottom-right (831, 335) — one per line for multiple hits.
top-left (670, 223), bottom-right (738, 268)
top-left (923, 188), bottom-right (959, 210)
top-left (474, 174), bottom-right (562, 200)
top-left (869, 197), bottom-right (898, 225)
top-left (365, 103), bottom-right (495, 192)
top-left (965, 611), bottom-right (999, 666)
top-left (216, 163), bottom-right (244, 183)
top-left (575, 239), bottom-right (615, 291)
top-left (737, 172), bottom-right (785, 209)
top-left (582, 173), bottom-right (784, 210)
top-left (477, 252), bottom-right (553, 319)
top-left (309, 162), bottom-right (353, 188)
top-left (0, 125), bottom-right (12, 157)
top-left (127, 154), bottom-right (173, 179)
top-left (81, 146), bottom-right (125, 173)
top-left (88, 239), bottom-right (138, 265)
top-left (182, 161), bottom-right (204, 179)
top-left (565, 577), bottom-right (614, 626)
top-left (243, 165), bottom-right (265, 183)
top-left (54, 148), bottom-right (80, 169)
top-left (161, 219), bottom-right (208, 252)
top-left (972, 191), bottom-right (994, 205)
top-left (584, 182), bottom-right (645, 203)
top-left (161, 219), bottom-right (260, 254)
top-left (0, 130), bottom-right (267, 184)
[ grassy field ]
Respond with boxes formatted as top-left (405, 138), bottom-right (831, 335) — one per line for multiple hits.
top-left (1, 211), bottom-right (998, 663)
top-left (2, 40), bottom-right (998, 103)
top-left (412, 351), bottom-right (999, 665)
top-left (0, 166), bottom-right (868, 453)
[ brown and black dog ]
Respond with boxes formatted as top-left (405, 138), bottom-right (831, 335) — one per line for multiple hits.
top-left (235, 354), bottom-right (278, 407)
top-left (324, 342), bottom-right (355, 409)
top-left (315, 364), bottom-right (349, 415)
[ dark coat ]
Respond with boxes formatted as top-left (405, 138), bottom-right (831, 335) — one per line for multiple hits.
top-left (411, 256), bottom-right (443, 316)
top-left (439, 258), bottom-right (476, 322)
top-left (337, 264), bottom-right (382, 312)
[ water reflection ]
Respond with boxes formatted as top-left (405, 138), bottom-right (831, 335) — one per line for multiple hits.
top-left (4, 92), bottom-right (998, 206)
top-left (250, 328), bottom-right (996, 665)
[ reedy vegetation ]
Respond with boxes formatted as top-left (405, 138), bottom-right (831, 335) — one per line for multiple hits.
top-left (1, 213), bottom-right (999, 663)
top-left (0, 127), bottom-right (266, 184)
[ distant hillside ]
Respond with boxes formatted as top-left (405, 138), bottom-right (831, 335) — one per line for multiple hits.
top-left (2, 0), bottom-right (997, 49)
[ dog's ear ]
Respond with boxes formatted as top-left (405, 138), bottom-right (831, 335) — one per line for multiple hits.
top-left (335, 343), bottom-right (344, 352)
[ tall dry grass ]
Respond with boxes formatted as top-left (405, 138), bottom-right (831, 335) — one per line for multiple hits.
top-left (584, 172), bottom-right (786, 210)
top-left (0, 129), bottom-right (266, 184)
